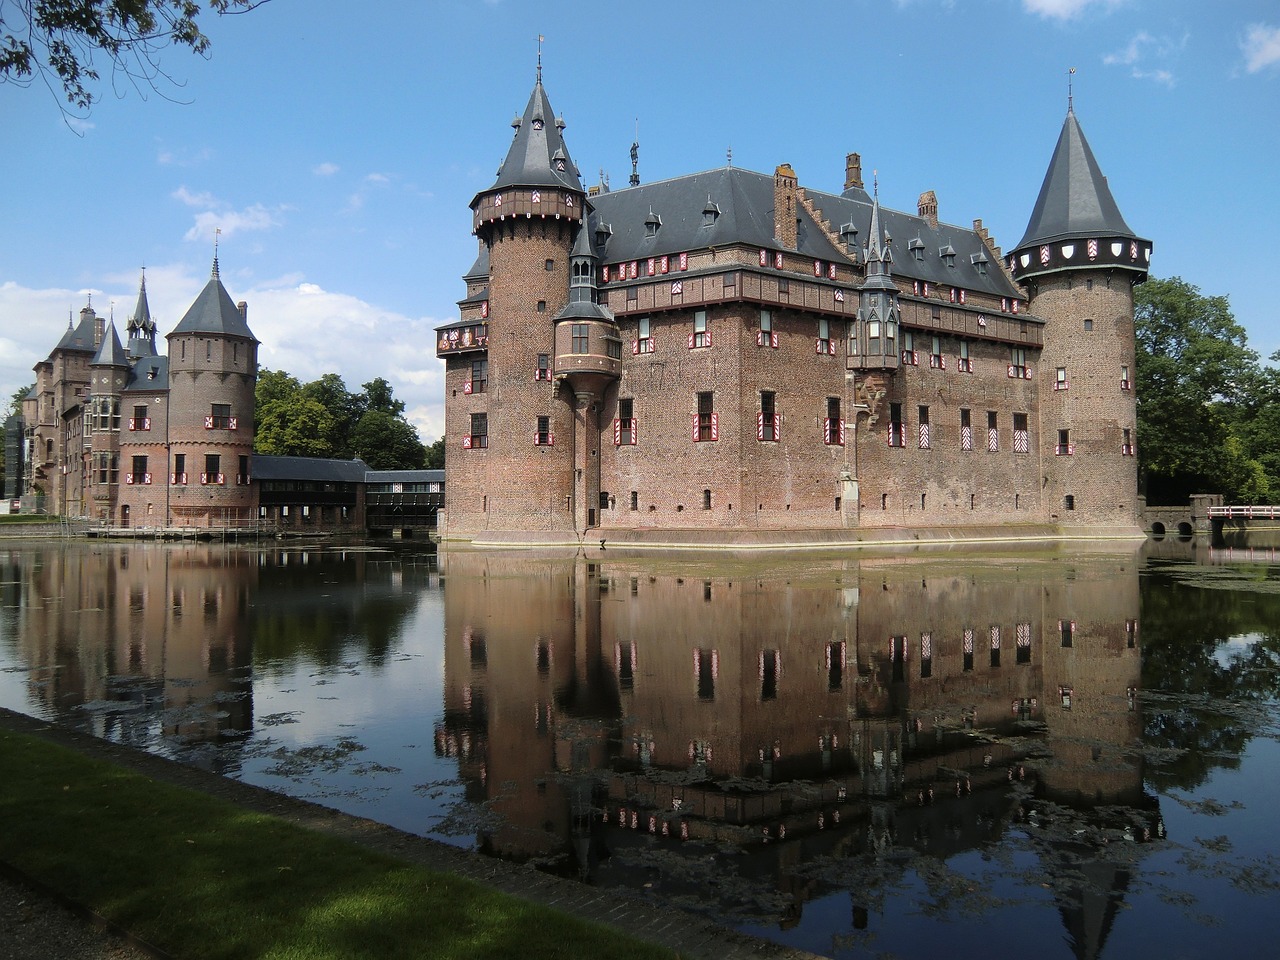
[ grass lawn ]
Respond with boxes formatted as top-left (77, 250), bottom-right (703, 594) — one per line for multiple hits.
top-left (0, 728), bottom-right (674, 960)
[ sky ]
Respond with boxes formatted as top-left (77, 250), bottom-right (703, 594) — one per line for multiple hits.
top-left (3, 0), bottom-right (1278, 444)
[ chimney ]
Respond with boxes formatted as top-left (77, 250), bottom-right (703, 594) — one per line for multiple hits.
top-left (237, 301), bottom-right (248, 322)
top-left (845, 152), bottom-right (864, 192)
top-left (918, 190), bottom-right (938, 229)
top-left (774, 164), bottom-right (798, 249)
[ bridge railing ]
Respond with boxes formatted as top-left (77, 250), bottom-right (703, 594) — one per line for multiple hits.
top-left (1208, 505), bottom-right (1280, 519)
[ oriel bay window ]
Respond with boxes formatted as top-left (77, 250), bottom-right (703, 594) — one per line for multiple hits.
top-left (693, 391), bottom-right (717, 442)
top-left (614, 398), bottom-right (637, 445)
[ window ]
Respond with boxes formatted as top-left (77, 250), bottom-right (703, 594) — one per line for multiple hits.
top-left (1123, 428), bottom-right (1135, 456)
top-left (110, 399), bottom-right (120, 430)
top-left (636, 316), bottom-right (653, 354)
top-left (960, 408), bottom-right (973, 452)
top-left (1008, 348), bottom-right (1028, 379)
top-left (990, 625), bottom-right (1002, 668)
top-left (571, 324), bottom-right (589, 354)
top-left (1057, 428), bottom-right (1073, 456)
top-left (760, 649), bottom-right (779, 701)
top-left (825, 397), bottom-right (843, 446)
top-left (1055, 366), bottom-right (1068, 391)
top-left (130, 404), bottom-right (150, 431)
top-left (817, 317), bottom-right (832, 355)
top-left (630, 491), bottom-right (638, 511)
top-left (920, 633), bottom-right (933, 679)
top-left (1084, 318), bottom-right (1094, 331)
top-left (617, 642), bottom-right (635, 689)
top-left (1064, 494), bottom-right (1076, 511)
top-left (929, 336), bottom-right (944, 369)
top-left (1013, 413), bottom-right (1029, 453)
top-left (696, 648), bottom-right (717, 700)
top-left (535, 415), bottom-right (553, 446)
top-left (987, 411), bottom-right (999, 452)
top-left (172, 453), bottom-right (187, 485)
top-left (469, 358), bottom-right (488, 393)
top-left (887, 402), bottom-right (904, 447)
top-left (758, 391), bottom-right (778, 442)
top-left (615, 398), bottom-right (636, 445)
top-left (1016, 623), bottom-right (1032, 664)
top-left (902, 330), bottom-right (918, 365)
top-left (238, 455), bottom-right (250, 485)
top-left (722, 272), bottom-right (735, 288)
top-left (202, 454), bottom-right (222, 485)
top-left (778, 277), bottom-right (789, 293)
top-left (702, 488), bottom-right (712, 510)
top-left (536, 354), bottom-right (551, 381)
top-left (694, 392), bottom-right (717, 442)
top-left (918, 405), bottom-right (930, 449)
top-left (691, 310), bottom-right (710, 348)
top-left (468, 413), bottom-right (488, 449)
top-left (758, 309), bottom-right (777, 348)
top-left (207, 403), bottom-right (234, 430)
top-left (605, 337), bottom-right (622, 359)
top-left (963, 628), bottom-right (975, 672)
top-left (1060, 619), bottom-right (1074, 648)
top-left (1121, 364), bottom-right (1131, 390)
top-left (128, 455), bottom-right (149, 485)
top-left (544, 258), bottom-right (554, 271)
top-left (827, 641), bottom-right (845, 691)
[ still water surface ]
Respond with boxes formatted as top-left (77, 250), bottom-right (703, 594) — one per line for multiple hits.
top-left (1, 539), bottom-right (1278, 958)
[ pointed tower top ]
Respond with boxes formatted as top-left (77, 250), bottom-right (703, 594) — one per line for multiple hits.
top-left (212, 228), bottom-right (222, 279)
top-left (128, 269), bottom-right (151, 331)
top-left (1015, 109), bottom-right (1138, 250)
top-left (91, 321), bottom-right (130, 368)
top-left (487, 74), bottom-right (583, 195)
top-left (171, 256), bottom-right (257, 342)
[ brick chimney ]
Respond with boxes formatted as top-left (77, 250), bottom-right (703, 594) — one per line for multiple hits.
top-left (237, 301), bottom-right (248, 322)
top-left (918, 190), bottom-right (938, 229)
top-left (845, 152), bottom-right (864, 192)
top-left (774, 164), bottom-right (798, 249)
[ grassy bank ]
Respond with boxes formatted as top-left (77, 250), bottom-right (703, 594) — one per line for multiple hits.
top-left (0, 728), bottom-right (672, 960)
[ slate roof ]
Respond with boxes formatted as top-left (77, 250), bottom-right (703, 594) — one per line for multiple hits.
top-left (53, 310), bottom-right (99, 354)
top-left (124, 355), bottom-right (169, 391)
top-left (91, 322), bottom-right (129, 368)
top-left (250, 455), bottom-right (370, 483)
top-left (170, 260), bottom-right (258, 340)
top-left (485, 80), bottom-right (583, 195)
top-left (365, 469), bottom-right (445, 485)
top-left (585, 167), bottom-right (1021, 299)
top-left (1015, 110), bottom-right (1140, 250)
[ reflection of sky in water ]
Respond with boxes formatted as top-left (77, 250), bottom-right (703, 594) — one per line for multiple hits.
top-left (1211, 632), bottom-right (1264, 671)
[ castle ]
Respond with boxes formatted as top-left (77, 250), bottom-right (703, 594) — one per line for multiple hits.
top-left (437, 73), bottom-right (1151, 543)
top-left (19, 259), bottom-right (259, 526)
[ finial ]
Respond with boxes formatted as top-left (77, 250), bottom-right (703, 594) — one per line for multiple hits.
top-left (873, 169), bottom-right (879, 199)
top-left (1068, 66), bottom-right (1075, 114)
top-left (629, 119), bottom-right (640, 188)
top-left (536, 34), bottom-right (544, 83)
top-left (212, 227), bottom-right (221, 278)
top-left (727, 145), bottom-right (732, 167)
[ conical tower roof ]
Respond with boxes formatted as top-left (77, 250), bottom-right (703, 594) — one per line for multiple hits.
top-left (91, 321), bottom-right (129, 368)
top-left (126, 270), bottom-right (158, 358)
top-left (170, 258), bottom-right (257, 341)
top-left (487, 79), bottom-right (583, 194)
top-left (1016, 110), bottom-right (1138, 249)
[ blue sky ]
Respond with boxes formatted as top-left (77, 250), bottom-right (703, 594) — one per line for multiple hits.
top-left (3, 0), bottom-right (1278, 443)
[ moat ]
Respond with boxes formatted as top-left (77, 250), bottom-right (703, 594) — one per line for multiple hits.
top-left (1, 538), bottom-right (1277, 959)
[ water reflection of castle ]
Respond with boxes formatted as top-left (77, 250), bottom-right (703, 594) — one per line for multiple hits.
top-left (434, 548), bottom-right (1162, 950)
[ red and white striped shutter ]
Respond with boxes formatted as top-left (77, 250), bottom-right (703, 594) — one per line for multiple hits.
top-left (614, 419), bottom-right (621, 445)
top-left (691, 415), bottom-right (700, 441)
top-left (647, 258), bottom-right (656, 276)
top-left (774, 252), bottom-right (783, 269)
top-left (774, 414), bottom-right (781, 440)
top-left (828, 263), bottom-right (837, 280)
top-left (923, 282), bottom-right (930, 296)
top-left (1012, 298), bottom-right (1019, 314)
top-left (815, 338), bottom-right (823, 355)
top-left (679, 252), bottom-right (688, 270)
top-left (710, 413), bottom-right (718, 441)
top-left (771, 332), bottom-right (779, 348)
top-left (632, 339), bottom-right (639, 355)
top-left (958, 289), bottom-right (966, 304)
top-left (706, 329), bottom-right (713, 347)
top-left (660, 255), bottom-right (669, 273)
top-left (839, 419), bottom-right (846, 446)
top-left (1001, 297), bottom-right (1008, 312)
top-left (630, 261), bottom-right (639, 279)
top-left (688, 332), bottom-right (695, 349)
top-left (757, 411), bottom-right (765, 440)
top-left (481, 300), bottom-right (489, 318)
top-left (548, 433), bottom-right (554, 446)
top-left (759, 249), bottom-right (768, 267)
top-left (632, 419), bottom-right (638, 445)
top-left (949, 287), bottom-right (957, 303)
top-left (462, 436), bottom-right (472, 449)
top-left (813, 260), bottom-right (822, 277)
top-left (601, 266), bottom-right (610, 283)
top-left (756, 330), bottom-right (764, 347)
top-left (914, 280), bottom-right (920, 296)
top-left (463, 381), bottom-right (473, 394)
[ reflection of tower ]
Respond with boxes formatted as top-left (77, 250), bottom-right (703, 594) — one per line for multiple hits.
top-left (1010, 107), bottom-right (1150, 531)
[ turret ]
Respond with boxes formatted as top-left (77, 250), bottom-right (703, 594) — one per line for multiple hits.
top-left (1010, 107), bottom-right (1150, 531)
top-left (126, 269), bottom-right (159, 358)
top-left (849, 183), bottom-right (902, 372)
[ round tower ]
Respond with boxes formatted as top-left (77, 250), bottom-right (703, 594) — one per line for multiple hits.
top-left (457, 74), bottom-right (587, 534)
top-left (1009, 108), bottom-right (1151, 532)
top-left (165, 256), bottom-right (259, 528)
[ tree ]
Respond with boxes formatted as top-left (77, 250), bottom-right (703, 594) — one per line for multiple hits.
top-left (254, 368), bottom-right (336, 458)
top-left (1, 0), bottom-right (267, 111)
top-left (361, 377), bottom-right (404, 417)
top-left (302, 372), bottom-right (364, 459)
top-left (1134, 277), bottom-right (1269, 504)
top-left (423, 435), bottom-right (445, 471)
top-left (350, 411), bottom-right (426, 471)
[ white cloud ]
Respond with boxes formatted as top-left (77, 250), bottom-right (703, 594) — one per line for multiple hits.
top-left (170, 186), bottom-right (285, 242)
top-left (1103, 30), bottom-right (1184, 87)
top-left (1242, 23), bottom-right (1280, 73)
top-left (1023, 0), bottom-right (1121, 21)
top-left (312, 162), bottom-right (340, 177)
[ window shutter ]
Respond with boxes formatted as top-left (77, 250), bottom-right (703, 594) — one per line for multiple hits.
top-left (757, 411), bottom-right (765, 441)
top-left (774, 414), bottom-right (781, 440)
top-left (691, 414), bottom-right (700, 442)
top-left (710, 413), bottom-right (718, 441)
top-left (632, 419), bottom-right (638, 445)
top-left (614, 418), bottom-right (622, 446)
top-left (839, 419), bottom-right (846, 446)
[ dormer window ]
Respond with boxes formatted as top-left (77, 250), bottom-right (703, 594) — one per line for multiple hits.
top-left (702, 199), bottom-right (720, 226)
top-left (532, 117), bottom-right (544, 131)
top-left (840, 221), bottom-right (859, 255)
top-left (908, 238), bottom-right (925, 262)
top-left (939, 244), bottom-right (956, 268)
top-left (971, 252), bottom-right (989, 276)
top-left (595, 221), bottom-right (613, 248)
top-left (644, 209), bottom-right (661, 239)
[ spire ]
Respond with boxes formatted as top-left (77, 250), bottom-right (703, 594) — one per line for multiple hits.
top-left (91, 321), bottom-right (129, 368)
top-left (212, 228), bottom-right (222, 279)
top-left (488, 73), bottom-right (583, 194)
top-left (171, 254), bottom-right (257, 342)
top-left (127, 269), bottom-right (158, 358)
top-left (1015, 109), bottom-right (1138, 250)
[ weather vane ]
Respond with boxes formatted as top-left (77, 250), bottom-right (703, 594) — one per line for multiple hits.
top-left (1068, 66), bottom-right (1076, 112)
top-left (536, 34), bottom-right (544, 82)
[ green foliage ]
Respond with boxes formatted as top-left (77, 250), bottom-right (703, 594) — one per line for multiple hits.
top-left (1, 0), bottom-right (268, 111)
top-left (255, 368), bottom-right (428, 470)
top-left (423, 435), bottom-right (445, 470)
top-left (1135, 277), bottom-right (1275, 504)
